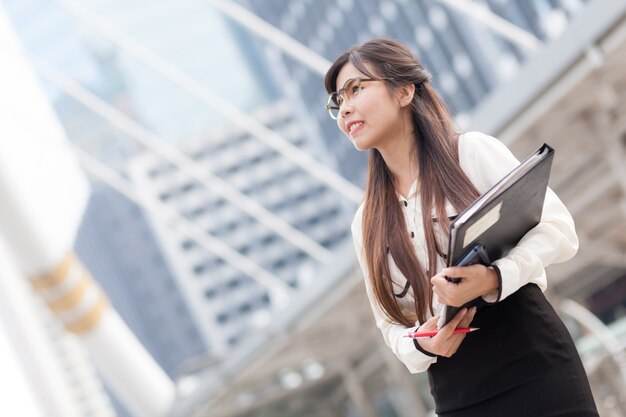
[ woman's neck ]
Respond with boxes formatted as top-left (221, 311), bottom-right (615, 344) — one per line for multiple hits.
top-left (378, 131), bottom-right (418, 199)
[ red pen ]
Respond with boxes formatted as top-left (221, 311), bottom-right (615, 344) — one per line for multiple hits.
top-left (404, 327), bottom-right (479, 338)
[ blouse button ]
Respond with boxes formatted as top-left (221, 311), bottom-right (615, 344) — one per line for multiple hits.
top-left (403, 201), bottom-right (408, 207)
top-left (411, 231), bottom-right (415, 238)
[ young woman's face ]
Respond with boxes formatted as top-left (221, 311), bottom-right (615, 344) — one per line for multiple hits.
top-left (334, 62), bottom-right (406, 151)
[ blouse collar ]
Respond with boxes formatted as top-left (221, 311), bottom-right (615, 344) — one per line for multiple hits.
top-left (397, 179), bottom-right (419, 203)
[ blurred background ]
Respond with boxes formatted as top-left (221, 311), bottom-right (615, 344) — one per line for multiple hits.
top-left (0, 0), bottom-right (625, 416)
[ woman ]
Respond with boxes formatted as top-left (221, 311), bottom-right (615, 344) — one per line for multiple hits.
top-left (324, 38), bottom-right (598, 416)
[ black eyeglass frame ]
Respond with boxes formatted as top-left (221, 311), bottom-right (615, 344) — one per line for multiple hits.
top-left (325, 77), bottom-right (394, 120)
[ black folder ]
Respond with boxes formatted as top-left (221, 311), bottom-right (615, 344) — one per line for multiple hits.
top-left (440, 143), bottom-right (554, 326)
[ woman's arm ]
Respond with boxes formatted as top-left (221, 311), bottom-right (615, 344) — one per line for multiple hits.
top-left (431, 264), bottom-right (499, 307)
top-left (448, 132), bottom-right (579, 302)
top-left (351, 212), bottom-right (437, 373)
top-left (352, 211), bottom-right (479, 371)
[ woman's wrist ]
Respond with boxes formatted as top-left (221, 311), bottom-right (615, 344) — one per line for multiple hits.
top-left (413, 338), bottom-right (438, 357)
top-left (486, 267), bottom-right (499, 292)
top-left (481, 266), bottom-right (501, 302)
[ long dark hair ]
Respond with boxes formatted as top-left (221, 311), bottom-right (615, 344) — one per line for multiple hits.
top-left (325, 39), bottom-right (481, 326)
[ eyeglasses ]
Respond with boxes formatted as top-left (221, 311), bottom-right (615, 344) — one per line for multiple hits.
top-left (325, 77), bottom-right (393, 120)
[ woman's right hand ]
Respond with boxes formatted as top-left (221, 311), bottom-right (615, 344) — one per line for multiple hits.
top-left (415, 307), bottom-right (477, 357)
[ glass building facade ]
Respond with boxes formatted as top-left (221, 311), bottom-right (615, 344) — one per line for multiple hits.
top-left (127, 98), bottom-right (353, 355)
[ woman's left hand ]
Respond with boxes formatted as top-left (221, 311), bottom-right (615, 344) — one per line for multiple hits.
top-left (431, 265), bottom-right (499, 307)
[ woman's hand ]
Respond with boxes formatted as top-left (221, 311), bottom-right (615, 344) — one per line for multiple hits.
top-left (415, 307), bottom-right (477, 357)
top-left (431, 264), bottom-right (499, 307)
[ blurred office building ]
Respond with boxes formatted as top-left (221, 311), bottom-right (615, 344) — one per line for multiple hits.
top-left (1, 0), bottom-right (276, 155)
top-left (1, 0), bottom-right (284, 338)
top-left (1, 1), bottom-right (351, 392)
top-left (1, 0), bottom-right (326, 412)
top-left (127, 99), bottom-right (353, 356)
top-left (2, 0), bottom-right (353, 379)
top-left (75, 184), bottom-right (207, 377)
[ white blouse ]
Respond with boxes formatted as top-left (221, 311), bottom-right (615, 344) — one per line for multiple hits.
top-left (351, 131), bottom-right (579, 373)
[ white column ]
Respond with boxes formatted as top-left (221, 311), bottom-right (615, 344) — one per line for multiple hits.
top-left (0, 5), bottom-right (175, 417)
top-left (0, 240), bottom-right (81, 417)
top-left (0, 321), bottom-right (47, 417)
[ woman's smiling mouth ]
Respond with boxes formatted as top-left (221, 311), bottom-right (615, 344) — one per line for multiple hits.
top-left (347, 120), bottom-right (365, 136)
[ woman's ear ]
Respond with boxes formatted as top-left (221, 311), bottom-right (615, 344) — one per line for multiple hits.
top-left (397, 83), bottom-right (416, 107)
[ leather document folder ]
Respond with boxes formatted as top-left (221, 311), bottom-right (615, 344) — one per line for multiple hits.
top-left (439, 143), bottom-right (555, 326)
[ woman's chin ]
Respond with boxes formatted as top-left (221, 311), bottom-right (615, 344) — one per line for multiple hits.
top-left (352, 138), bottom-right (374, 152)
top-left (352, 141), bottom-right (368, 151)
top-left (345, 130), bottom-right (374, 151)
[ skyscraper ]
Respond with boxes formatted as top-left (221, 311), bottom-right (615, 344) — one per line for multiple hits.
top-left (128, 98), bottom-right (353, 355)
top-left (75, 183), bottom-right (207, 377)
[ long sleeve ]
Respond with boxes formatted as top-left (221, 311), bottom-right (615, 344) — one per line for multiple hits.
top-left (459, 132), bottom-right (579, 302)
top-left (351, 209), bottom-right (437, 373)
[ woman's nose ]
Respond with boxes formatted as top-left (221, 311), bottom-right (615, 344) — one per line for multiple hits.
top-left (339, 102), bottom-right (353, 119)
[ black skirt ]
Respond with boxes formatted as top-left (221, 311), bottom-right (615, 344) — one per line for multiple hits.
top-left (428, 284), bottom-right (599, 417)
